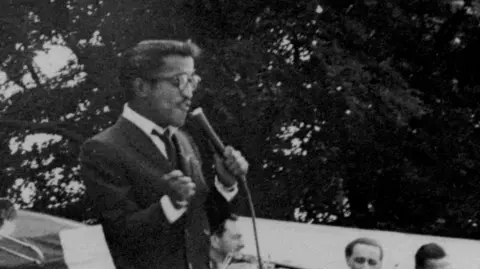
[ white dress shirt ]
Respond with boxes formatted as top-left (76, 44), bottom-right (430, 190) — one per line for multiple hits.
top-left (122, 104), bottom-right (238, 223)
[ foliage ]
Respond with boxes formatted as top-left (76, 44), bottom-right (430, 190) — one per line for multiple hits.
top-left (1, 0), bottom-right (480, 240)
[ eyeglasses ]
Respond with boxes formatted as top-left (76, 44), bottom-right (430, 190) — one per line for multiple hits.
top-left (148, 73), bottom-right (201, 94)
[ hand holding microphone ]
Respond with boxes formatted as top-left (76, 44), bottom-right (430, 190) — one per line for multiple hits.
top-left (214, 146), bottom-right (249, 187)
top-left (190, 108), bottom-right (249, 187)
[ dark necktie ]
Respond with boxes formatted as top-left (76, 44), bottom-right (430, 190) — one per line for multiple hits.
top-left (152, 129), bottom-right (178, 168)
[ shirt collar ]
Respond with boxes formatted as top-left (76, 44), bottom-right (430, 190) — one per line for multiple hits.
top-left (122, 103), bottom-right (178, 137)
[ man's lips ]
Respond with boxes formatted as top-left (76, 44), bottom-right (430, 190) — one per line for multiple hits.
top-left (179, 103), bottom-right (191, 112)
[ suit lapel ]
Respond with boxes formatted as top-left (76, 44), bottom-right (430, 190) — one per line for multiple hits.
top-left (116, 117), bottom-right (173, 172)
top-left (174, 131), bottom-right (207, 188)
top-left (116, 117), bottom-right (207, 190)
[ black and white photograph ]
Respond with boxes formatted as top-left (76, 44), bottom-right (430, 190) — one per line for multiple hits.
top-left (1, 0), bottom-right (480, 268)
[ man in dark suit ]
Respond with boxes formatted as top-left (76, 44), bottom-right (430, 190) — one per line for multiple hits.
top-left (79, 40), bottom-right (249, 269)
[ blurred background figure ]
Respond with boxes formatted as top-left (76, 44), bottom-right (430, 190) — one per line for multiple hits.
top-left (345, 237), bottom-right (383, 269)
top-left (208, 210), bottom-right (274, 269)
top-left (209, 212), bottom-right (246, 268)
top-left (0, 198), bottom-right (17, 236)
top-left (415, 243), bottom-right (452, 269)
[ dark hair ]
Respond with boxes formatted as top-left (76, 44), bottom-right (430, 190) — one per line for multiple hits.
top-left (415, 243), bottom-right (446, 269)
top-left (345, 237), bottom-right (383, 260)
top-left (211, 212), bottom-right (238, 237)
top-left (0, 198), bottom-right (16, 227)
top-left (118, 39), bottom-right (201, 101)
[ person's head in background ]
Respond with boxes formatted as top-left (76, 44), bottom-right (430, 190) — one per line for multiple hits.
top-left (209, 212), bottom-right (245, 263)
top-left (119, 39), bottom-right (202, 128)
top-left (0, 198), bottom-right (17, 236)
top-left (345, 237), bottom-right (383, 269)
top-left (415, 243), bottom-right (452, 269)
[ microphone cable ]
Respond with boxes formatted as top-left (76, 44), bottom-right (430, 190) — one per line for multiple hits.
top-left (240, 175), bottom-right (264, 269)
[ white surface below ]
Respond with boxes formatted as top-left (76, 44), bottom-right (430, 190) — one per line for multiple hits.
top-left (237, 217), bottom-right (480, 269)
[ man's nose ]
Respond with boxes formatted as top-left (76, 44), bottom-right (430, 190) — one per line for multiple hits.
top-left (238, 240), bottom-right (245, 250)
top-left (356, 264), bottom-right (367, 269)
top-left (181, 85), bottom-right (194, 99)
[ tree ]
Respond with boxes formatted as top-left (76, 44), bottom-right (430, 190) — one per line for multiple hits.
top-left (1, 0), bottom-right (480, 240)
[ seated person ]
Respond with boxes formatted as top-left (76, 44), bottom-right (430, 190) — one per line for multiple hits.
top-left (415, 243), bottom-right (452, 269)
top-left (0, 198), bottom-right (17, 236)
top-left (345, 237), bottom-right (383, 269)
top-left (208, 210), bottom-right (273, 269)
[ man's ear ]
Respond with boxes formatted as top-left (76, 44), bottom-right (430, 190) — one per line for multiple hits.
top-left (132, 77), bottom-right (150, 98)
top-left (346, 256), bottom-right (353, 268)
top-left (210, 235), bottom-right (220, 249)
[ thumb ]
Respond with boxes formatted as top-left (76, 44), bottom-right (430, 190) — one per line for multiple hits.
top-left (164, 170), bottom-right (184, 180)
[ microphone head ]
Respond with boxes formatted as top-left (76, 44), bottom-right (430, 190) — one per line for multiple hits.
top-left (190, 107), bottom-right (204, 117)
top-left (188, 107), bottom-right (226, 154)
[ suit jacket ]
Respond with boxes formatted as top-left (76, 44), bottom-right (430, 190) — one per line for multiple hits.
top-left (80, 117), bottom-right (234, 269)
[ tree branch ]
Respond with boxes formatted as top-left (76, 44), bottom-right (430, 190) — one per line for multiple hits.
top-left (26, 62), bottom-right (44, 89)
top-left (0, 118), bottom-right (86, 143)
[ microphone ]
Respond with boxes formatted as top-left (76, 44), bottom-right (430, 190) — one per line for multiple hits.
top-left (189, 108), bottom-right (226, 156)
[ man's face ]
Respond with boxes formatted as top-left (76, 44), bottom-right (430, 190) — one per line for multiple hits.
top-left (213, 219), bottom-right (245, 257)
top-left (347, 243), bottom-right (382, 269)
top-left (144, 55), bottom-right (195, 127)
top-left (424, 257), bottom-right (452, 269)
